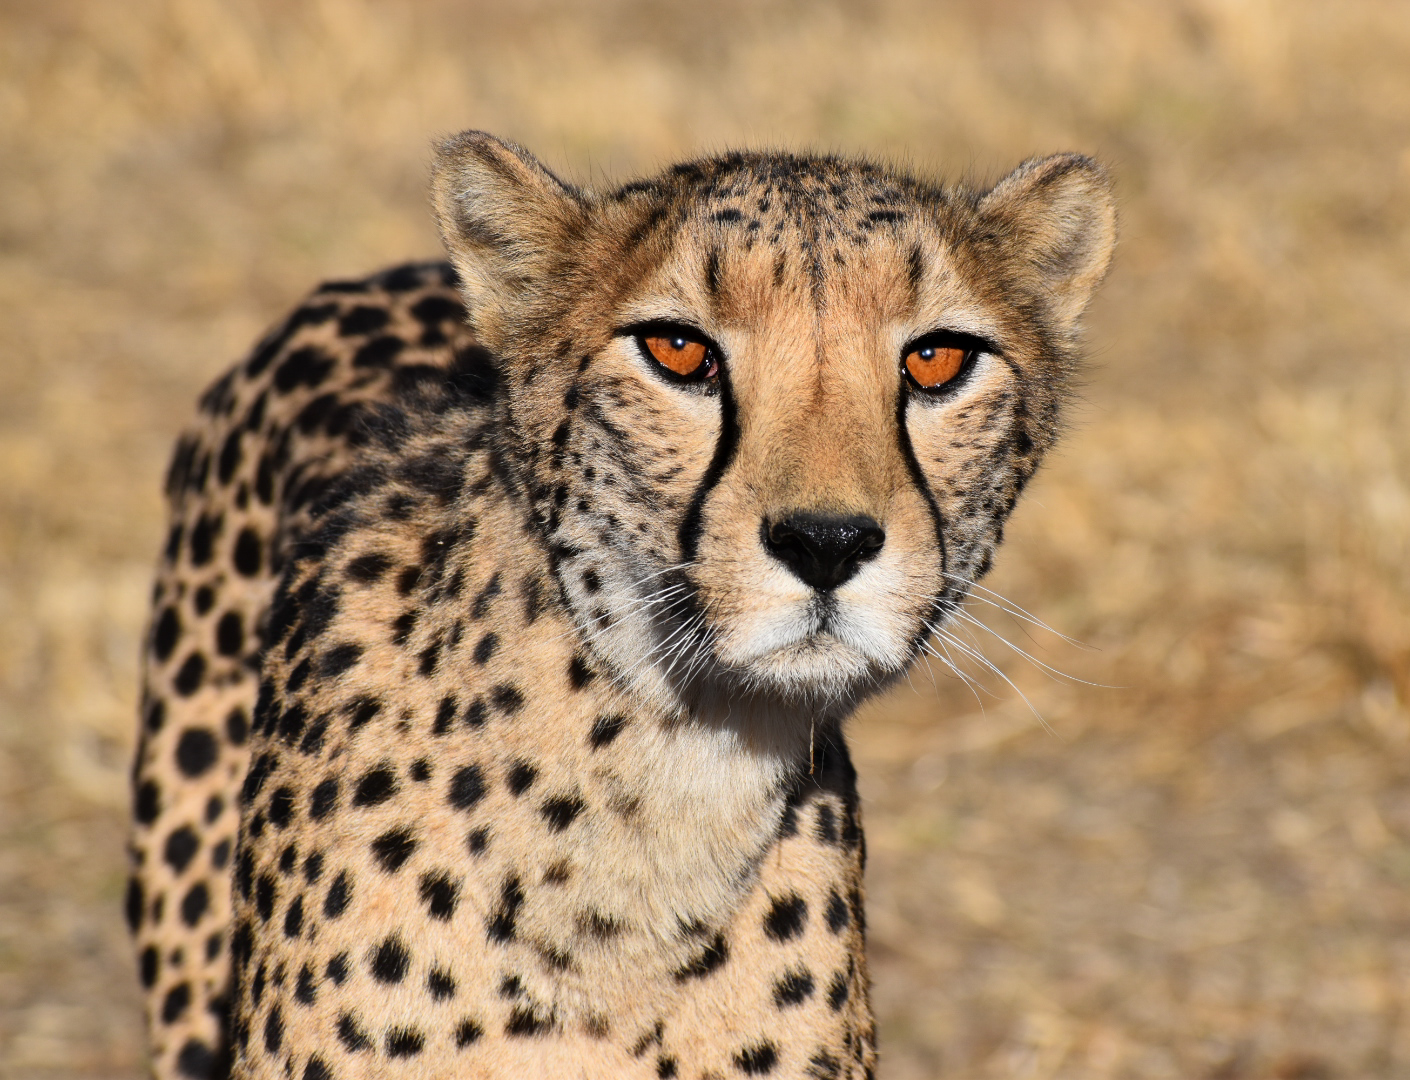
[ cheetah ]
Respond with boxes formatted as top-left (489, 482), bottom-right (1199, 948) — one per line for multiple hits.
top-left (128, 132), bottom-right (1115, 1079)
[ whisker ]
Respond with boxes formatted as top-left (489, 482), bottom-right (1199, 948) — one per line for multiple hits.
top-left (949, 606), bottom-right (1116, 689)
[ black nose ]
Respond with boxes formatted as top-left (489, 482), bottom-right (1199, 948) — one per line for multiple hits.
top-left (764, 513), bottom-right (886, 591)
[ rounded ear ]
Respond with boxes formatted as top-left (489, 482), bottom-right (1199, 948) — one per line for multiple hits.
top-left (977, 154), bottom-right (1117, 331)
top-left (430, 131), bottom-right (586, 344)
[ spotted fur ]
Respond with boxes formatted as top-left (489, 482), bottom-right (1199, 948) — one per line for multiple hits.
top-left (129, 133), bottom-right (1114, 1079)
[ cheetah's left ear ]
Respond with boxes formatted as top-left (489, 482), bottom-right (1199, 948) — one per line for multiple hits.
top-left (431, 131), bottom-right (588, 345)
top-left (977, 154), bottom-right (1116, 332)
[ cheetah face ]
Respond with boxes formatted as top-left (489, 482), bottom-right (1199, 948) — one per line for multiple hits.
top-left (434, 134), bottom-right (1115, 723)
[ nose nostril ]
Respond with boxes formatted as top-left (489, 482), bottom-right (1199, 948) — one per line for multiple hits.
top-left (763, 513), bottom-right (886, 592)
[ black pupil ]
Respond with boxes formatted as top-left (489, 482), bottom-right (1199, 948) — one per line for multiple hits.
top-left (920, 347), bottom-right (935, 359)
top-left (672, 337), bottom-right (688, 351)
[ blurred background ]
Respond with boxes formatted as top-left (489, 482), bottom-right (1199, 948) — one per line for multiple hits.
top-left (2, 0), bottom-right (1409, 1076)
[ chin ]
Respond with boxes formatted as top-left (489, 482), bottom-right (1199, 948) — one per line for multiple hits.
top-left (722, 633), bottom-right (897, 707)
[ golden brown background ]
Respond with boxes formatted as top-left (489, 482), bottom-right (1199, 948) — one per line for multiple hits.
top-left (2, 1), bottom-right (1409, 1076)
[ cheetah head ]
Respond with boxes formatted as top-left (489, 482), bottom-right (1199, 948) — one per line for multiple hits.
top-left (432, 133), bottom-right (1115, 733)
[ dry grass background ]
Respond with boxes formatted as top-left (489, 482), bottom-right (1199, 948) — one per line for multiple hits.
top-left (2, 0), bottom-right (1409, 1076)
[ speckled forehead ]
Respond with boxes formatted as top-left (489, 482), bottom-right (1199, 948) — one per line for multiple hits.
top-left (617, 159), bottom-right (944, 325)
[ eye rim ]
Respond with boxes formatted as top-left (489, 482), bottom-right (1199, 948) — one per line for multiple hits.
top-left (621, 320), bottom-right (723, 388)
top-left (900, 329), bottom-right (993, 398)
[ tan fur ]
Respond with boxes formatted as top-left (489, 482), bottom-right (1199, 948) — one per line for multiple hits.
top-left (129, 135), bottom-right (1114, 1079)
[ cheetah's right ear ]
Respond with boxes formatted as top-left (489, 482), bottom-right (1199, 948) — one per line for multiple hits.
top-left (431, 131), bottom-right (587, 344)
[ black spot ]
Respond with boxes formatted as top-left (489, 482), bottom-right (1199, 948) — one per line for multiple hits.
top-left (827, 971), bottom-right (848, 1010)
top-left (463, 698), bottom-right (487, 729)
top-left (124, 877), bottom-right (144, 932)
top-left (180, 882), bottom-right (209, 927)
top-left (293, 965), bottom-right (317, 1007)
top-left (773, 968), bottom-right (815, 1007)
top-left (472, 572), bottom-right (503, 618)
top-left (419, 872), bottom-right (459, 920)
top-left (263, 1004), bottom-right (283, 1053)
top-left (134, 780), bottom-right (161, 825)
top-left (233, 528), bottom-right (262, 576)
top-left (674, 932), bottom-right (729, 980)
top-left (410, 758), bottom-right (431, 781)
top-left (448, 765), bottom-right (486, 810)
top-left (391, 610), bottom-right (418, 647)
top-left (505, 1005), bottom-right (554, 1036)
top-left (324, 872), bottom-right (351, 918)
top-left (303, 851), bottom-right (324, 883)
top-left (433, 695), bottom-right (458, 735)
top-left (370, 935), bottom-right (410, 983)
top-left (278, 843), bottom-right (298, 875)
top-left (396, 565), bottom-right (422, 595)
top-left (267, 786), bottom-right (295, 828)
top-left (454, 1019), bottom-right (483, 1047)
top-left (371, 828), bottom-right (417, 872)
top-left (347, 696), bottom-right (381, 730)
top-left (589, 713), bottom-right (628, 749)
top-left (175, 1039), bottom-right (218, 1079)
top-left (165, 826), bottom-right (200, 874)
top-left (386, 1027), bottom-right (424, 1057)
top-left (175, 728), bottom-right (218, 778)
top-left (427, 968), bottom-right (456, 999)
top-left (763, 893), bottom-right (807, 941)
top-left (353, 335), bottom-right (404, 367)
top-left (826, 890), bottom-right (849, 933)
top-left (540, 795), bottom-right (585, 831)
top-left (567, 653), bottom-right (596, 689)
top-left (212, 612), bottom-right (243, 658)
top-left (302, 1055), bottom-right (332, 1080)
top-left (325, 952), bottom-right (349, 984)
top-left (815, 802), bottom-right (838, 844)
top-left (467, 827), bottom-right (490, 855)
top-left (319, 642), bottom-right (362, 678)
top-left (338, 305), bottom-right (390, 336)
top-left (576, 910), bottom-right (623, 940)
top-left (255, 874), bottom-right (277, 921)
top-left (735, 1042), bottom-right (779, 1075)
top-left (807, 1050), bottom-right (842, 1079)
top-left (225, 706), bottom-right (249, 746)
top-left (410, 294), bottom-right (464, 327)
top-left (285, 658), bottom-right (310, 694)
top-left (346, 553), bottom-right (391, 583)
top-left (336, 1012), bottom-right (371, 1052)
top-left (145, 698), bottom-right (166, 733)
top-left (507, 762), bottom-right (537, 796)
top-left (189, 515), bottom-right (217, 566)
top-left (153, 607), bottom-right (180, 661)
top-left (283, 893), bottom-right (304, 938)
top-left (486, 875), bottom-right (524, 942)
top-left (297, 714), bottom-right (329, 755)
top-left (273, 346), bottom-right (334, 394)
top-left (491, 684), bottom-right (524, 715)
top-left (161, 982), bottom-right (191, 1022)
top-left (309, 779), bottom-right (339, 820)
top-left (173, 653), bottom-right (206, 697)
top-left (353, 765), bottom-right (398, 806)
top-left (192, 586), bottom-right (214, 614)
top-left (134, 945), bottom-right (160, 990)
top-left (473, 632), bottom-right (498, 665)
top-left (418, 639), bottom-right (441, 676)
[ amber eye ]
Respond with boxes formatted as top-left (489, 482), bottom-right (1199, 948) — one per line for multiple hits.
top-left (642, 334), bottom-right (718, 380)
top-left (904, 343), bottom-right (970, 390)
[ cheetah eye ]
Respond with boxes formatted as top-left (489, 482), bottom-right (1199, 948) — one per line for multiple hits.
top-left (631, 325), bottom-right (721, 384)
top-left (901, 331), bottom-right (986, 393)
